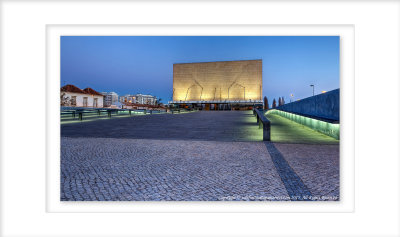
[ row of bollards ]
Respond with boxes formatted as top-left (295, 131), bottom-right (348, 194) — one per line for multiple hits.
top-left (62, 108), bottom-right (198, 122)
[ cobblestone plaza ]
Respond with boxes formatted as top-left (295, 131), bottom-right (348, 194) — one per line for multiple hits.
top-left (61, 111), bottom-right (339, 201)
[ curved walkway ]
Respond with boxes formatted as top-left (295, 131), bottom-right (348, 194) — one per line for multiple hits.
top-left (266, 113), bottom-right (339, 144)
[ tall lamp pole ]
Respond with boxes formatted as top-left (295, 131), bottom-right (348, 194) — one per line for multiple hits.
top-left (310, 84), bottom-right (315, 96)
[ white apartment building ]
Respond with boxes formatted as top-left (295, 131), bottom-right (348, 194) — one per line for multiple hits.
top-left (120, 94), bottom-right (157, 105)
top-left (119, 94), bottom-right (136, 104)
top-left (101, 91), bottom-right (119, 107)
top-left (135, 94), bottom-right (157, 105)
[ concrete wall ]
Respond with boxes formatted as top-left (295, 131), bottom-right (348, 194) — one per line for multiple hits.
top-left (276, 89), bottom-right (340, 121)
top-left (173, 60), bottom-right (262, 101)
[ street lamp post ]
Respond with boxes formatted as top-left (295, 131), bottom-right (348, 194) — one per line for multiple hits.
top-left (310, 84), bottom-right (315, 96)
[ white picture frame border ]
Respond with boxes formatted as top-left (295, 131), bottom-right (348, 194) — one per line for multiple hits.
top-left (1, 0), bottom-right (399, 236)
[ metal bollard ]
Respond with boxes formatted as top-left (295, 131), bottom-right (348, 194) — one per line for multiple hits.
top-left (79, 112), bottom-right (83, 121)
top-left (108, 111), bottom-right (111, 118)
top-left (129, 110), bottom-right (132, 116)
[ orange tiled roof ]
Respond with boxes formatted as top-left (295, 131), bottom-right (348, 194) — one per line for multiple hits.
top-left (60, 84), bottom-right (86, 94)
top-left (83, 87), bottom-right (103, 96)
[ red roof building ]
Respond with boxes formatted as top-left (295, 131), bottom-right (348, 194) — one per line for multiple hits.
top-left (60, 84), bottom-right (86, 94)
top-left (83, 87), bottom-right (103, 96)
top-left (60, 84), bottom-right (104, 108)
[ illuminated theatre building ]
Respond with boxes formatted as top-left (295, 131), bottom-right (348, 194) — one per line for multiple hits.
top-left (170, 60), bottom-right (263, 110)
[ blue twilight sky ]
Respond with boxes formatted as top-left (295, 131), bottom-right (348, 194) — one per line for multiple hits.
top-left (61, 36), bottom-right (339, 103)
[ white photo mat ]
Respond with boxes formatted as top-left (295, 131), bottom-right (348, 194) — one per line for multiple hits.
top-left (1, 0), bottom-right (399, 236)
top-left (47, 24), bottom-right (354, 213)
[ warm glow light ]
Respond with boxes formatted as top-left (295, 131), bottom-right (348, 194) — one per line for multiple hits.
top-left (322, 91), bottom-right (327, 93)
top-left (173, 60), bottom-right (262, 101)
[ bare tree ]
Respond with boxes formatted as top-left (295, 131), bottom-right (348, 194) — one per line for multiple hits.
top-left (60, 92), bottom-right (71, 107)
top-left (156, 98), bottom-right (163, 106)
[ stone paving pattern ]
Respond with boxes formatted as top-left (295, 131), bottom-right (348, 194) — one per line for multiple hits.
top-left (264, 142), bottom-right (312, 201)
top-left (274, 143), bottom-right (340, 200)
top-left (61, 111), bottom-right (262, 142)
top-left (61, 137), bottom-right (289, 201)
top-left (61, 111), bottom-right (340, 201)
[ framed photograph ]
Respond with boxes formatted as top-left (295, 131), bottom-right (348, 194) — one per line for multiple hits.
top-left (1, 0), bottom-right (399, 237)
top-left (48, 25), bottom-right (353, 214)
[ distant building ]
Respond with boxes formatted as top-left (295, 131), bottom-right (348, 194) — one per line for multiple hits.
top-left (119, 94), bottom-right (136, 104)
top-left (120, 93), bottom-right (157, 105)
top-left (101, 91), bottom-right (119, 107)
top-left (171, 59), bottom-right (262, 110)
top-left (135, 94), bottom-right (157, 105)
top-left (61, 84), bottom-right (104, 108)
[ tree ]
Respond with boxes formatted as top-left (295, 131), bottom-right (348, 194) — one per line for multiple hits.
top-left (278, 97), bottom-right (282, 106)
top-left (272, 98), bottom-right (277, 108)
top-left (60, 92), bottom-right (71, 107)
top-left (282, 97), bottom-right (285, 105)
top-left (263, 96), bottom-right (269, 110)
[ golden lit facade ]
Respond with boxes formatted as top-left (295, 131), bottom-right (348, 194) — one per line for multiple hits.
top-left (172, 60), bottom-right (262, 103)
